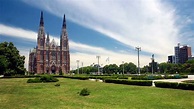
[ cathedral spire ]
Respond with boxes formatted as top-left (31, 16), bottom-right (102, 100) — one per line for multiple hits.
top-left (46, 32), bottom-right (50, 41)
top-left (62, 14), bottom-right (66, 29)
top-left (40, 11), bottom-right (44, 26)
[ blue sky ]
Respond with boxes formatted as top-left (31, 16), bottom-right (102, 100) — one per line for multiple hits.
top-left (1, 0), bottom-right (194, 70)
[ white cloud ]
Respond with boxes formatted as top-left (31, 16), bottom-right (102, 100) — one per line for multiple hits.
top-left (1, 24), bottom-right (159, 71)
top-left (22, 0), bottom-right (179, 56)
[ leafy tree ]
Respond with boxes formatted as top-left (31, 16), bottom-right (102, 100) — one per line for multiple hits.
top-left (103, 64), bottom-right (118, 74)
top-left (125, 62), bottom-right (137, 74)
top-left (0, 42), bottom-right (26, 75)
top-left (0, 55), bottom-right (8, 75)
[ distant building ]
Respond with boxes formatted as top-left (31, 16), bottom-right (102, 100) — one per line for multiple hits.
top-left (168, 55), bottom-right (175, 63)
top-left (174, 43), bottom-right (180, 64)
top-left (174, 43), bottom-right (192, 64)
top-left (179, 45), bottom-right (192, 64)
top-left (28, 12), bottom-right (70, 74)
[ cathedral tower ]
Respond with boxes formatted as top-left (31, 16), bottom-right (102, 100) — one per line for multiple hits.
top-left (60, 14), bottom-right (70, 73)
top-left (29, 11), bottom-right (70, 74)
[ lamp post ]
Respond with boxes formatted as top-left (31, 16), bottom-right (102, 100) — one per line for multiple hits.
top-left (96, 56), bottom-right (100, 74)
top-left (82, 62), bottom-right (83, 74)
top-left (135, 47), bottom-right (141, 75)
top-left (122, 61), bottom-right (124, 75)
top-left (76, 60), bottom-right (79, 74)
top-left (151, 54), bottom-right (154, 75)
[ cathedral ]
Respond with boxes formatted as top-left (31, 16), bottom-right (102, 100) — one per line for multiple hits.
top-left (28, 11), bottom-right (70, 74)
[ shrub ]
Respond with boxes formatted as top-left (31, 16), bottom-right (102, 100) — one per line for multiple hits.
top-left (64, 76), bottom-right (89, 80)
top-left (40, 75), bottom-right (59, 82)
top-left (105, 79), bottom-right (152, 86)
top-left (154, 82), bottom-right (178, 89)
top-left (178, 83), bottom-right (194, 90)
top-left (27, 75), bottom-right (59, 83)
top-left (27, 77), bottom-right (41, 83)
top-left (79, 88), bottom-right (90, 96)
top-left (55, 83), bottom-right (60, 87)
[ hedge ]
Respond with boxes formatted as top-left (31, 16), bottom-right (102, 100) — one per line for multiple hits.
top-left (154, 81), bottom-right (194, 90)
top-left (63, 76), bottom-right (89, 80)
top-left (131, 75), bottom-right (188, 80)
top-left (27, 75), bottom-right (59, 83)
top-left (104, 79), bottom-right (152, 86)
top-left (154, 81), bottom-right (178, 88)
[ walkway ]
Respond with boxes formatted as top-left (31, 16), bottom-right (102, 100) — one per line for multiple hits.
top-left (152, 75), bottom-right (194, 86)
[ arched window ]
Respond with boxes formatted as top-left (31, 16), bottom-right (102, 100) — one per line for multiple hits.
top-left (40, 39), bottom-right (44, 46)
top-left (40, 51), bottom-right (44, 61)
top-left (52, 51), bottom-right (56, 60)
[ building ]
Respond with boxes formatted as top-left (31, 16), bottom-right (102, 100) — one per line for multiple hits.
top-left (28, 12), bottom-right (70, 74)
top-left (174, 43), bottom-right (192, 64)
top-left (174, 43), bottom-right (180, 64)
top-left (168, 55), bottom-right (175, 63)
top-left (179, 45), bottom-right (192, 64)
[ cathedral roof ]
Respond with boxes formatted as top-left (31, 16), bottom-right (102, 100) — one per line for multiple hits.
top-left (31, 48), bottom-right (36, 53)
top-left (50, 38), bottom-right (56, 47)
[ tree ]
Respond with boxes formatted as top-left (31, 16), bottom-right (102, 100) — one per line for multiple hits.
top-left (103, 64), bottom-right (118, 74)
top-left (0, 55), bottom-right (8, 75)
top-left (0, 42), bottom-right (26, 75)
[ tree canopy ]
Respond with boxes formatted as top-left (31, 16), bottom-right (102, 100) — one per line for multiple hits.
top-left (0, 42), bottom-right (26, 75)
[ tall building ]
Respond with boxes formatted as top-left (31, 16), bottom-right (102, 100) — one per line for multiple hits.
top-left (174, 43), bottom-right (180, 64)
top-left (174, 43), bottom-right (192, 64)
top-left (179, 45), bottom-right (191, 64)
top-left (28, 12), bottom-right (70, 74)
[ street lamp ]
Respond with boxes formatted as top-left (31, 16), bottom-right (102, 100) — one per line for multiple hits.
top-left (96, 56), bottom-right (100, 74)
top-left (82, 62), bottom-right (83, 74)
top-left (76, 60), bottom-right (79, 74)
top-left (151, 54), bottom-right (154, 75)
top-left (135, 47), bottom-right (141, 75)
top-left (122, 61), bottom-right (124, 75)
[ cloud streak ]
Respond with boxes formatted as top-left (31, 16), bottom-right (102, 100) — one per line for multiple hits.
top-left (23, 0), bottom-right (179, 56)
top-left (1, 24), bottom-right (155, 70)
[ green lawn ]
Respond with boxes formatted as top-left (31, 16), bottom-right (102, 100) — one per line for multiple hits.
top-left (0, 78), bottom-right (194, 109)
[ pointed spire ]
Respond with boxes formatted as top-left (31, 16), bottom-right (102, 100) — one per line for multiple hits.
top-left (40, 11), bottom-right (44, 26)
top-left (62, 14), bottom-right (66, 28)
top-left (46, 32), bottom-right (50, 41)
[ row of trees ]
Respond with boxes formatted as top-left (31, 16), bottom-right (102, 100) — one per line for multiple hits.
top-left (72, 60), bottom-right (194, 75)
top-left (0, 42), bottom-right (26, 75)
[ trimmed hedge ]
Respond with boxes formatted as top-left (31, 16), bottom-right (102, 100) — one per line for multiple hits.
top-left (27, 75), bottom-right (59, 83)
top-left (154, 81), bottom-right (178, 88)
top-left (104, 79), bottom-right (152, 86)
top-left (178, 83), bottom-right (194, 90)
top-left (63, 76), bottom-right (89, 80)
top-left (131, 75), bottom-right (188, 80)
top-left (154, 81), bottom-right (194, 90)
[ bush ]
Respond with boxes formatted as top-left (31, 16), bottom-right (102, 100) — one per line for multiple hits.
top-left (55, 83), bottom-right (60, 87)
top-left (40, 75), bottom-right (59, 82)
top-left (105, 79), bottom-right (152, 86)
top-left (178, 83), bottom-right (194, 90)
top-left (154, 81), bottom-right (178, 89)
top-left (79, 88), bottom-right (90, 96)
top-left (27, 77), bottom-right (41, 83)
top-left (64, 76), bottom-right (89, 80)
top-left (131, 75), bottom-right (188, 80)
top-left (154, 81), bottom-right (194, 90)
top-left (27, 75), bottom-right (59, 83)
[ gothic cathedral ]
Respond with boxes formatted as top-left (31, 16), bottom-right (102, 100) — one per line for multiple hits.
top-left (28, 11), bottom-right (70, 74)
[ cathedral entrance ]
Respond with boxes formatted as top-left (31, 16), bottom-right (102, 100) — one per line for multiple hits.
top-left (51, 65), bottom-right (56, 74)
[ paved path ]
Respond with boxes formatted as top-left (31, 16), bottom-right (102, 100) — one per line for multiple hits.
top-left (152, 75), bottom-right (194, 86)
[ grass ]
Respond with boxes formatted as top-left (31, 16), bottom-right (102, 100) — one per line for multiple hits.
top-left (0, 78), bottom-right (194, 109)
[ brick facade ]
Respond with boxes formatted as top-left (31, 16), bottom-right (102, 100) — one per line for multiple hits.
top-left (28, 11), bottom-right (70, 74)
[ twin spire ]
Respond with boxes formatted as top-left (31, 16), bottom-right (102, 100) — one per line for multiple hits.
top-left (39, 11), bottom-right (66, 29)
top-left (40, 11), bottom-right (44, 26)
